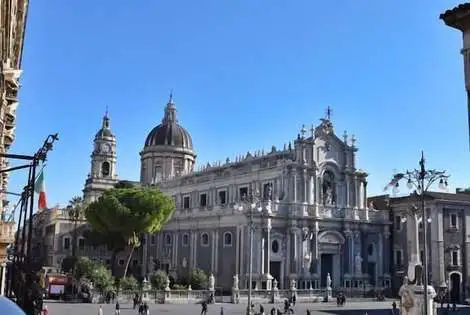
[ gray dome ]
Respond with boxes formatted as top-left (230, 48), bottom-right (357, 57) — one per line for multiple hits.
top-left (95, 128), bottom-right (113, 138)
top-left (95, 114), bottom-right (114, 138)
top-left (145, 122), bottom-right (193, 149)
top-left (144, 96), bottom-right (193, 150)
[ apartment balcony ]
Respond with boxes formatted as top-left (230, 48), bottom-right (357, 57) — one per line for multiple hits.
top-left (3, 125), bottom-right (15, 148)
top-left (0, 220), bottom-right (15, 264)
top-left (2, 67), bottom-right (22, 89)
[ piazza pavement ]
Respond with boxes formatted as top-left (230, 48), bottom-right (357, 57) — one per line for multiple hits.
top-left (43, 300), bottom-right (470, 315)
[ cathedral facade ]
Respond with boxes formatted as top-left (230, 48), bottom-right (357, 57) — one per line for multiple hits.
top-left (83, 96), bottom-right (392, 290)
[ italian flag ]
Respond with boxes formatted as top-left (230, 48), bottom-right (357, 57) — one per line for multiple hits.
top-left (34, 169), bottom-right (47, 211)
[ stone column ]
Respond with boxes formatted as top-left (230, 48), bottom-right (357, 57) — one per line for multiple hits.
top-left (383, 228), bottom-right (391, 275)
top-left (345, 174), bottom-right (350, 207)
top-left (344, 230), bottom-right (353, 274)
top-left (262, 220), bottom-right (273, 289)
top-left (353, 231), bottom-right (361, 276)
top-left (308, 173), bottom-right (314, 204)
top-left (289, 227), bottom-right (300, 275)
top-left (303, 169), bottom-right (308, 203)
top-left (214, 229), bottom-right (219, 273)
top-left (292, 169), bottom-right (298, 202)
top-left (211, 230), bottom-right (216, 272)
top-left (432, 206), bottom-right (445, 286)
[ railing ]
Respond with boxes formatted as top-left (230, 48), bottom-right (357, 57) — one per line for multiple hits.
top-left (107, 286), bottom-right (389, 305)
top-left (174, 202), bottom-right (389, 223)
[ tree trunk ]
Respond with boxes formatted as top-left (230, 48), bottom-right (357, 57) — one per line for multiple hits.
top-left (110, 249), bottom-right (118, 276)
top-left (123, 246), bottom-right (135, 278)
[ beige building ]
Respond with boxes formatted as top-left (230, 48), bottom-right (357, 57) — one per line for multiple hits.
top-left (370, 191), bottom-right (470, 303)
top-left (0, 0), bottom-right (29, 296)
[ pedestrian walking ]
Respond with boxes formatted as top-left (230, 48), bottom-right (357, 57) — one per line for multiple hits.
top-left (201, 300), bottom-right (208, 315)
top-left (115, 301), bottom-right (120, 315)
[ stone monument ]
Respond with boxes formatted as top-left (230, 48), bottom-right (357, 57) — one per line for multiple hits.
top-left (399, 275), bottom-right (437, 315)
top-left (231, 274), bottom-right (239, 304)
top-left (355, 253), bottom-right (363, 275)
top-left (208, 273), bottom-right (215, 291)
top-left (326, 273), bottom-right (332, 299)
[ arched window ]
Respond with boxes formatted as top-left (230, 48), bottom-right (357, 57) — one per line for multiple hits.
top-left (322, 170), bottom-right (336, 205)
top-left (271, 240), bottom-right (279, 253)
top-left (165, 234), bottom-right (172, 246)
top-left (101, 161), bottom-right (110, 177)
top-left (223, 232), bottom-right (232, 247)
top-left (201, 233), bottom-right (209, 246)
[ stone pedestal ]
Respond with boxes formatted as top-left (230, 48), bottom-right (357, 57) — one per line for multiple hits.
top-left (399, 284), bottom-right (437, 315)
top-left (261, 273), bottom-right (273, 290)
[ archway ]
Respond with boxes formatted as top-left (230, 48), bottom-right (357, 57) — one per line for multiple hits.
top-left (450, 272), bottom-right (461, 303)
top-left (318, 231), bottom-right (345, 287)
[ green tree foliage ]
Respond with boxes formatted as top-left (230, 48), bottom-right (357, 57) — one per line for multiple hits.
top-left (189, 269), bottom-right (208, 290)
top-left (119, 276), bottom-right (138, 291)
top-left (61, 256), bottom-right (78, 273)
top-left (67, 196), bottom-right (86, 258)
top-left (150, 270), bottom-right (168, 290)
top-left (73, 257), bottom-right (114, 294)
top-left (115, 181), bottom-right (136, 189)
top-left (85, 187), bottom-right (174, 277)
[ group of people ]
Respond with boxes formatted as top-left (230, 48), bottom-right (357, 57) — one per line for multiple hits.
top-left (132, 294), bottom-right (149, 315)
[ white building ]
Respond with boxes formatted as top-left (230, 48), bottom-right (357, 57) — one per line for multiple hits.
top-left (83, 96), bottom-right (391, 290)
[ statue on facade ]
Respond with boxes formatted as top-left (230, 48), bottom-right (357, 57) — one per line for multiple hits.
top-left (232, 274), bottom-right (239, 290)
top-left (208, 273), bottom-right (215, 291)
top-left (272, 279), bottom-right (278, 290)
top-left (326, 273), bottom-right (332, 289)
top-left (148, 257), bottom-right (155, 273)
top-left (165, 276), bottom-right (171, 290)
top-left (322, 171), bottom-right (336, 205)
top-left (290, 279), bottom-right (296, 290)
top-left (355, 253), bottom-right (363, 275)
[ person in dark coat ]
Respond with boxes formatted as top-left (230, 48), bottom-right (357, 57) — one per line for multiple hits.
top-left (201, 300), bottom-right (208, 315)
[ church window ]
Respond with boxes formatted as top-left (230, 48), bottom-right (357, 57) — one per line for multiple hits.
top-left (165, 234), bottom-right (172, 246)
top-left (451, 250), bottom-right (460, 266)
top-left (322, 170), bottom-right (336, 205)
top-left (78, 238), bottom-right (85, 250)
top-left (367, 244), bottom-right (373, 256)
top-left (450, 213), bottom-right (458, 228)
top-left (63, 237), bottom-right (70, 250)
top-left (223, 232), bottom-right (232, 247)
top-left (201, 233), bottom-right (209, 246)
top-left (218, 190), bottom-right (227, 205)
top-left (118, 259), bottom-right (125, 266)
top-left (101, 161), bottom-right (110, 177)
top-left (239, 187), bottom-right (248, 200)
top-left (263, 182), bottom-right (273, 201)
top-left (150, 234), bottom-right (156, 245)
top-left (271, 240), bottom-right (279, 253)
top-left (182, 234), bottom-right (189, 247)
top-left (183, 196), bottom-right (190, 209)
top-left (174, 161), bottom-right (184, 176)
top-left (200, 193), bottom-right (207, 207)
top-left (394, 215), bottom-right (402, 231)
top-left (154, 166), bottom-right (163, 183)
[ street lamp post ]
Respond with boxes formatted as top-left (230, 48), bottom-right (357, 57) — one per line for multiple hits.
top-left (233, 191), bottom-right (262, 315)
top-left (385, 151), bottom-right (449, 315)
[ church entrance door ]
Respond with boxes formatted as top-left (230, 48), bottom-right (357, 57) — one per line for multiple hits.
top-left (320, 254), bottom-right (333, 287)
top-left (270, 261), bottom-right (281, 287)
top-left (450, 273), bottom-right (461, 303)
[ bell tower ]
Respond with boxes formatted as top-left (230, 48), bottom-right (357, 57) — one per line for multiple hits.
top-left (83, 111), bottom-right (119, 202)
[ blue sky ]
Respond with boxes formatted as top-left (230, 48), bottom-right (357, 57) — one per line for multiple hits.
top-left (7, 0), bottom-right (469, 209)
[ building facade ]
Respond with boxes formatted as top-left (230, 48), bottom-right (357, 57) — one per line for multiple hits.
top-left (369, 192), bottom-right (470, 303)
top-left (0, 0), bottom-right (29, 296)
top-left (83, 96), bottom-right (391, 290)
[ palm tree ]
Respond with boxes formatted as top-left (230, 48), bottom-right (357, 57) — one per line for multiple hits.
top-left (67, 196), bottom-right (85, 258)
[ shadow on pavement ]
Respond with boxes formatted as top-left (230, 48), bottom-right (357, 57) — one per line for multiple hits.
top-left (312, 306), bottom-right (470, 315)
